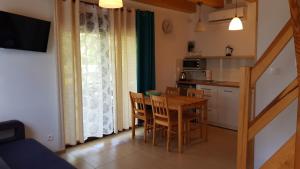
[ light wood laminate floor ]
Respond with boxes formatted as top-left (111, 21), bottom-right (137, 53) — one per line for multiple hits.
top-left (60, 126), bottom-right (237, 169)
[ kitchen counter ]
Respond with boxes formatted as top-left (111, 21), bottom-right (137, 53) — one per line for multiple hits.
top-left (177, 80), bottom-right (240, 88)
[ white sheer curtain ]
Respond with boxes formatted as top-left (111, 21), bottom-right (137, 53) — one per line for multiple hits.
top-left (57, 1), bottom-right (137, 141)
top-left (79, 3), bottom-right (114, 139)
top-left (110, 8), bottom-right (137, 133)
top-left (79, 4), bottom-right (137, 139)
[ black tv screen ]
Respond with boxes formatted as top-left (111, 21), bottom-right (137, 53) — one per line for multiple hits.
top-left (0, 11), bottom-right (51, 52)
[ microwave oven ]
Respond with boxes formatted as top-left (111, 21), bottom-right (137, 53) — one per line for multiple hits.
top-left (182, 58), bottom-right (207, 70)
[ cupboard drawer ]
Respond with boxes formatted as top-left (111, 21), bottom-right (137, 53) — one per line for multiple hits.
top-left (207, 109), bottom-right (218, 124)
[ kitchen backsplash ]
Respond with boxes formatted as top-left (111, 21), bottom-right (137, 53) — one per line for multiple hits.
top-left (189, 59), bottom-right (255, 82)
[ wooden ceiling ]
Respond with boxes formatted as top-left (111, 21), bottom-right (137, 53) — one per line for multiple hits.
top-left (132, 0), bottom-right (256, 13)
top-left (188, 0), bottom-right (224, 8)
top-left (131, 0), bottom-right (197, 13)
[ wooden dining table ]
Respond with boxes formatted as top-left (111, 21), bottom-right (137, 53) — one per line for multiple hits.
top-left (144, 95), bottom-right (208, 153)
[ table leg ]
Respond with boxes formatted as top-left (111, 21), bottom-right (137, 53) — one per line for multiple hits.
top-left (178, 106), bottom-right (183, 153)
top-left (132, 115), bottom-right (135, 139)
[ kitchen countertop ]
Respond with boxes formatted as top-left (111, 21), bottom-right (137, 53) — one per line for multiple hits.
top-left (177, 80), bottom-right (240, 88)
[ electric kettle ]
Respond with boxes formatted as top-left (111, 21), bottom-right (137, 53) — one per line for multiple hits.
top-left (226, 46), bottom-right (234, 56)
top-left (179, 72), bottom-right (187, 81)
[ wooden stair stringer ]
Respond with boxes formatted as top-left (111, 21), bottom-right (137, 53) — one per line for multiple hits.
top-left (260, 135), bottom-right (296, 169)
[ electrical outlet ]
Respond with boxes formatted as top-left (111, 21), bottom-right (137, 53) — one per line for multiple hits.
top-left (47, 135), bottom-right (54, 142)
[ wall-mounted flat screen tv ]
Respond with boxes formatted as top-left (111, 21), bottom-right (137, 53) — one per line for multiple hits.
top-left (0, 11), bottom-right (51, 52)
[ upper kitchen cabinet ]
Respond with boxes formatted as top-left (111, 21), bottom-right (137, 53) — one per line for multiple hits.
top-left (191, 0), bottom-right (257, 59)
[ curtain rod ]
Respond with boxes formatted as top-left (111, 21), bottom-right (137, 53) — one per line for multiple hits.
top-left (79, 0), bottom-right (133, 12)
top-left (80, 0), bottom-right (97, 6)
top-left (72, 0), bottom-right (153, 13)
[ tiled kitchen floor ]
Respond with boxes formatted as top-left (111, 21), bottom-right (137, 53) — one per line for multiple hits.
top-left (60, 126), bottom-right (237, 169)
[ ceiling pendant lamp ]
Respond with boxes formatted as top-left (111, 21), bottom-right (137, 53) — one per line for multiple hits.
top-left (229, 0), bottom-right (243, 31)
top-left (99, 0), bottom-right (123, 9)
top-left (195, 3), bottom-right (205, 32)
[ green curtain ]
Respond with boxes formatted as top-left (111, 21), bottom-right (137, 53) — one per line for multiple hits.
top-left (136, 10), bottom-right (155, 93)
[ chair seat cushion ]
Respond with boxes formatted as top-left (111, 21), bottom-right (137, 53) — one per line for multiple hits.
top-left (0, 139), bottom-right (75, 169)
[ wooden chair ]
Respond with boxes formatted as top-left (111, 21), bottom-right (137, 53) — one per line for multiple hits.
top-left (130, 92), bottom-right (153, 143)
top-left (165, 87), bottom-right (180, 96)
top-left (187, 88), bottom-right (204, 98)
top-left (150, 95), bottom-right (178, 151)
top-left (186, 88), bottom-right (207, 143)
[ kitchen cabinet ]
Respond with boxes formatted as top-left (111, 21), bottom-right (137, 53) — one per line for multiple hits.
top-left (196, 85), bottom-right (219, 126)
top-left (196, 85), bottom-right (239, 130)
top-left (217, 87), bottom-right (239, 130)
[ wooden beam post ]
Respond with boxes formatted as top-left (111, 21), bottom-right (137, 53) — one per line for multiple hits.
top-left (289, 0), bottom-right (300, 169)
top-left (237, 67), bottom-right (252, 169)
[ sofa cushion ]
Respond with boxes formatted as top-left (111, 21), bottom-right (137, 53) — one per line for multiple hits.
top-left (0, 157), bottom-right (10, 169)
top-left (0, 139), bottom-right (75, 169)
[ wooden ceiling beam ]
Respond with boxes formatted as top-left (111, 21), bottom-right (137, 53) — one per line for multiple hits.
top-left (188, 0), bottom-right (224, 8)
top-left (131, 0), bottom-right (196, 13)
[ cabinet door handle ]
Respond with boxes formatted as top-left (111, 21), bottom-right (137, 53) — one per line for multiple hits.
top-left (224, 90), bottom-right (233, 93)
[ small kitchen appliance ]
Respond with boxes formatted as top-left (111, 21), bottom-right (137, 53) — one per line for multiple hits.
top-left (179, 72), bottom-right (187, 81)
top-left (183, 58), bottom-right (207, 71)
top-left (226, 46), bottom-right (234, 56)
top-left (204, 70), bottom-right (213, 81)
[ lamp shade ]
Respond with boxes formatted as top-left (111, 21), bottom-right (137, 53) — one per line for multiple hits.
top-left (229, 17), bottom-right (243, 31)
top-left (99, 0), bottom-right (123, 8)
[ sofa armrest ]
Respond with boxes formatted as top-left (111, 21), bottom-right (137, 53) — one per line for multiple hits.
top-left (0, 120), bottom-right (25, 144)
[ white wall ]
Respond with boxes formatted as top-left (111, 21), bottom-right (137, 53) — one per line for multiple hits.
top-left (193, 0), bottom-right (257, 57)
top-left (202, 58), bottom-right (254, 82)
top-left (126, 0), bottom-right (194, 91)
top-left (126, 1), bottom-right (256, 86)
top-left (0, 0), bottom-right (195, 151)
top-left (255, 0), bottom-right (297, 168)
top-left (0, 0), bottom-right (62, 151)
top-left (183, 0), bottom-right (257, 83)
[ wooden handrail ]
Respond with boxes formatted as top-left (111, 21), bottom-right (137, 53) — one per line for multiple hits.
top-left (249, 78), bottom-right (297, 124)
top-left (237, 67), bottom-right (252, 169)
top-left (251, 20), bottom-right (293, 87)
top-left (237, 1), bottom-right (300, 168)
top-left (248, 80), bottom-right (298, 140)
top-left (288, 0), bottom-right (300, 168)
top-left (260, 135), bottom-right (295, 169)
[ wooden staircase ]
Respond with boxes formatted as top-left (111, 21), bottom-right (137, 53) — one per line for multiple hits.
top-left (237, 0), bottom-right (300, 169)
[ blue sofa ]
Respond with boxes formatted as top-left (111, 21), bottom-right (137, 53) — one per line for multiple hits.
top-left (0, 120), bottom-right (76, 169)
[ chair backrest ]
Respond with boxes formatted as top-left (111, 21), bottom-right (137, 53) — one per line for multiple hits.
top-left (129, 92), bottom-right (146, 116)
top-left (150, 95), bottom-right (169, 122)
top-left (165, 87), bottom-right (180, 96)
top-left (187, 88), bottom-right (204, 98)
